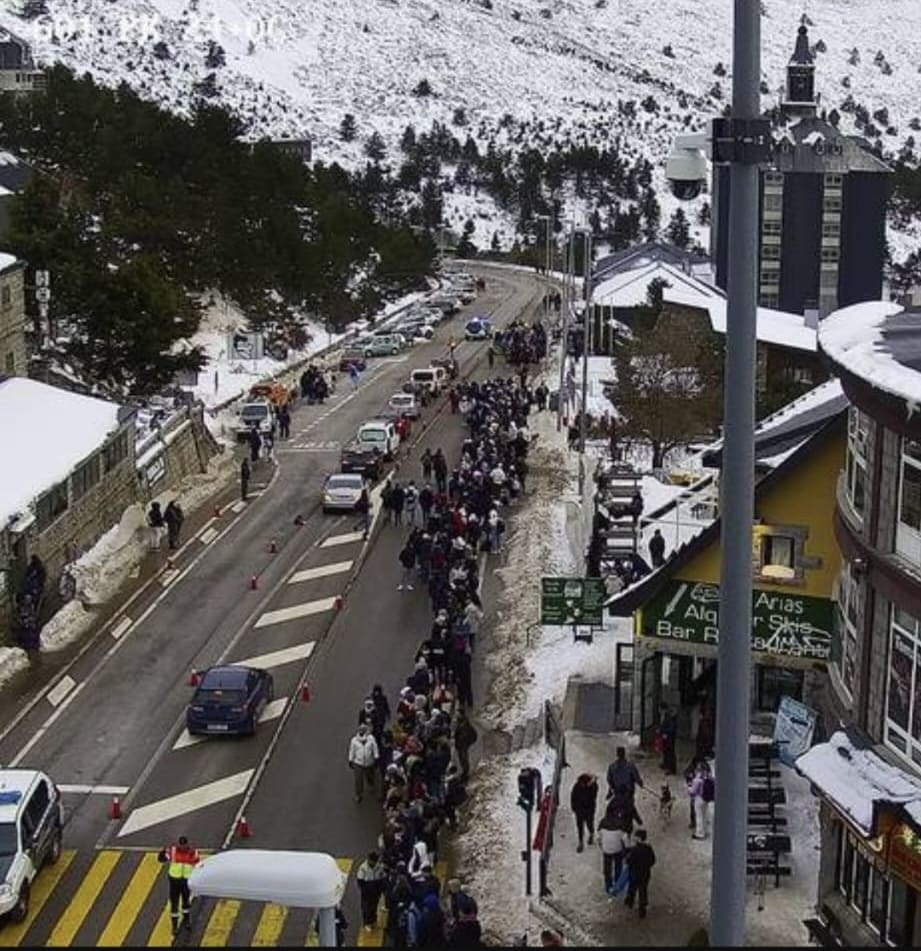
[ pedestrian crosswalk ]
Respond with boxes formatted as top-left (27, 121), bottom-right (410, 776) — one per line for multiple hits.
top-left (0, 850), bottom-right (446, 948)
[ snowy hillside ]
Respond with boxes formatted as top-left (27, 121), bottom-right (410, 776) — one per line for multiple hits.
top-left (4, 0), bottom-right (921, 250)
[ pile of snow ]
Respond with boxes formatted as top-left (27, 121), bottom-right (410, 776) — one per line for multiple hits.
top-left (0, 377), bottom-right (121, 530)
top-left (0, 647), bottom-right (29, 688)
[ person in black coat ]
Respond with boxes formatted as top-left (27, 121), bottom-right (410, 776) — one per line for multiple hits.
top-left (164, 500), bottom-right (184, 549)
top-left (570, 773), bottom-right (599, 852)
top-left (649, 529), bottom-right (666, 568)
top-left (248, 427), bottom-right (261, 462)
top-left (624, 829), bottom-right (656, 918)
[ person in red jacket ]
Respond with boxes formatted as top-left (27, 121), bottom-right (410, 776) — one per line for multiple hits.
top-left (157, 836), bottom-right (201, 934)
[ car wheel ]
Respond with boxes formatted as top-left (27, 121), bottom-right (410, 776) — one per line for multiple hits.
top-left (10, 883), bottom-right (29, 923)
top-left (47, 828), bottom-right (62, 866)
top-left (391, 348), bottom-right (399, 356)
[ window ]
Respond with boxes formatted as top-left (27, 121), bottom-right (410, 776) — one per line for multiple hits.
top-left (764, 170), bottom-right (784, 185)
top-left (885, 605), bottom-right (921, 767)
top-left (845, 407), bottom-right (869, 517)
top-left (898, 439), bottom-right (921, 531)
top-left (823, 220), bottom-right (841, 239)
top-left (71, 455), bottom-right (100, 501)
top-left (762, 534), bottom-right (794, 568)
top-left (760, 293), bottom-right (780, 308)
top-left (762, 220), bottom-right (782, 236)
top-left (35, 481), bottom-right (69, 530)
top-left (4, 351), bottom-right (12, 374)
top-left (763, 193), bottom-right (783, 212)
top-left (822, 247), bottom-right (841, 263)
top-left (824, 195), bottom-right (842, 212)
top-left (834, 562), bottom-right (862, 697)
top-left (762, 245), bottom-right (781, 260)
top-left (1, 284), bottom-right (10, 308)
top-left (826, 173), bottom-right (843, 188)
top-left (103, 431), bottom-right (128, 473)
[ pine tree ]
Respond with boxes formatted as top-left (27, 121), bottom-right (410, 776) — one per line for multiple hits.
top-left (339, 113), bottom-right (357, 142)
top-left (456, 218), bottom-right (477, 258)
top-left (364, 131), bottom-right (386, 161)
top-left (666, 208), bottom-right (691, 248)
top-left (205, 41), bottom-right (226, 70)
top-left (490, 232), bottom-right (500, 252)
top-left (400, 124), bottom-right (416, 153)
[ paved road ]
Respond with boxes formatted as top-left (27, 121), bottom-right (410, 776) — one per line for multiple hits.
top-left (0, 266), bottom-right (546, 948)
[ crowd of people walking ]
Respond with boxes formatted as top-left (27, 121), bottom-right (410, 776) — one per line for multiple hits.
top-left (346, 374), bottom-right (536, 947)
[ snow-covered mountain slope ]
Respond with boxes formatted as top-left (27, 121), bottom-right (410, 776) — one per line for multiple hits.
top-left (3, 0), bottom-right (920, 251)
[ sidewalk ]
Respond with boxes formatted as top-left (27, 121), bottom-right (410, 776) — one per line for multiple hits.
top-left (547, 727), bottom-right (820, 946)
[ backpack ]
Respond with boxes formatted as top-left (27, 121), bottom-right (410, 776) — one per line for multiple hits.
top-left (701, 776), bottom-right (715, 803)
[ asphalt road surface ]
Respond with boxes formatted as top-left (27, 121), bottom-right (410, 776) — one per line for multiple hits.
top-left (0, 266), bottom-right (548, 948)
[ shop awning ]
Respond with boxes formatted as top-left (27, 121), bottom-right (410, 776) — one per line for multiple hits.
top-left (796, 729), bottom-right (921, 837)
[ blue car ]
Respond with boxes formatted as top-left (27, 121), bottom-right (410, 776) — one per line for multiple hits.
top-left (186, 665), bottom-right (274, 736)
top-left (464, 316), bottom-right (493, 340)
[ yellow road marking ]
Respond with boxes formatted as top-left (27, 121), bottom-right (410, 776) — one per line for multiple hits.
top-left (201, 899), bottom-right (241, 947)
top-left (356, 897), bottom-right (387, 947)
top-left (47, 850), bottom-right (121, 946)
top-left (252, 904), bottom-right (287, 947)
top-left (0, 849), bottom-right (76, 948)
top-left (145, 904), bottom-right (173, 948)
top-left (307, 861), bottom-right (353, 947)
top-left (97, 853), bottom-right (163, 947)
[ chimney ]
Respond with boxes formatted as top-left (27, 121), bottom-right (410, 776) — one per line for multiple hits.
top-left (803, 306), bottom-right (819, 330)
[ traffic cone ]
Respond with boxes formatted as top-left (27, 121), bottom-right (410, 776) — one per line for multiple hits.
top-left (188, 669), bottom-right (200, 687)
top-left (268, 538), bottom-right (277, 554)
top-left (333, 595), bottom-right (344, 611)
top-left (235, 816), bottom-right (252, 839)
top-left (250, 574), bottom-right (259, 590)
top-left (301, 683), bottom-right (311, 703)
top-left (108, 797), bottom-right (122, 820)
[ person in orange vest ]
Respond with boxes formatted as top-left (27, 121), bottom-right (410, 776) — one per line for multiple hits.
top-left (157, 836), bottom-right (201, 934)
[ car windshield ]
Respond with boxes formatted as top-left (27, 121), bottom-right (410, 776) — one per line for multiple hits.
top-left (328, 476), bottom-right (361, 489)
top-left (196, 688), bottom-right (246, 705)
top-left (391, 396), bottom-right (411, 405)
top-left (241, 405), bottom-right (268, 419)
top-left (360, 430), bottom-right (385, 443)
top-left (414, 372), bottom-right (434, 382)
top-left (0, 822), bottom-right (18, 856)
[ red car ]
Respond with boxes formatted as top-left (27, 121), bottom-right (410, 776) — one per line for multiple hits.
top-left (338, 350), bottom-right (367, 373)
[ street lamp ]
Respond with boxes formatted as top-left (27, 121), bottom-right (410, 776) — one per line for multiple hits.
top-left (576, 227), bottom-right (593, 498)
top-left (664, 1), bottom-right (769, 944)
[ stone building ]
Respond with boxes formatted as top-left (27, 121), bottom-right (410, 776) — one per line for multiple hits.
top-left (795, 300), bottom-right (921, 946)
top-left (0, 253), bottom-right (26, 376)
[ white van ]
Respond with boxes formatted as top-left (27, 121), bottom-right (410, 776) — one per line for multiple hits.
top-left (410, 366), bottom-right (447, 394)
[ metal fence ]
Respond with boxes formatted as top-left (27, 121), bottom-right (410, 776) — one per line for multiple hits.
top-left (538, 699), bottom-right (568, 898)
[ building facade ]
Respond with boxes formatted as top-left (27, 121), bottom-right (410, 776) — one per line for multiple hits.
top-left (0, 31), bottom-right (45, 94)
top-left (799, 300), bottom-right (921, 946)
top-left (0, 254), bottom-right (26, 376)
top-left (711, 21), bottom-right (891, 317)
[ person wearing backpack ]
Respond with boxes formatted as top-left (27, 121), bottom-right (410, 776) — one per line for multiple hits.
top-left (691, 761), bottom-right (715, 840)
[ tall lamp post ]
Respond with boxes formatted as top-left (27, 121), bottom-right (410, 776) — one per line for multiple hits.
top-left (662, 0), bottom-right (769, 944)
top-left (556, 223), bottom-right (575, 433)
top-left (577, 228), bottom-right (593, 498)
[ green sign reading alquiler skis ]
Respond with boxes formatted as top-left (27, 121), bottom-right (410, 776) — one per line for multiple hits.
top-left (641, 579), bottom-right (833, 661)
top-left (541, 577), bottom-right (607, 626)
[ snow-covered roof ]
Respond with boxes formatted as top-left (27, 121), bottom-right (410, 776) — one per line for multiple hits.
top-left (0, 252), bottom-right (17, 272)
top-left (754, 378), bottom-right (845, 438)
top-left (818, 300), bottom-right (921, 414)
top-left (667, 287), bottom-right (819, 353)
top-left (0, 377), bottom-right (122, 530)
top-left (592, 260), bottom-right (719, 310)
top-left (796, 730), bottom-right (921, 835)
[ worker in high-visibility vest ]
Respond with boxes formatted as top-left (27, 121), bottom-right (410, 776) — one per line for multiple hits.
top-left (157, 836), bottom-right (201, 934)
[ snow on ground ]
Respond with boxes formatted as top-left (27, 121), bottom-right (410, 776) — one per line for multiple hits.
top-left (0, 647), bottom-right (29, 688)
top-left (40, 450), bottom-right (235, 653)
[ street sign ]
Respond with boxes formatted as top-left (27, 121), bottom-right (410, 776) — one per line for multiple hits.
top-left (35, 287), bottom-right (51, 303)
top-left (640, 579), bottom-right (833, 661)
top-left (227, 331), bottom-right (264, 361)
top-left (540, 577), bottom-right (606, 626)
top-left (35, 270), bottom-right (50, 287)
top-left (773, 695), bottom-right (817, 766)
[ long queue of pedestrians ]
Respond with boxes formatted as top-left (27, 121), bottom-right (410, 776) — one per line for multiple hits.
top-left (346, 375), bottom-right (536, 947)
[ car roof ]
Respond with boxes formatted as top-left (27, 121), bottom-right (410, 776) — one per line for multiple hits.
top-left (390, 392), bottom-right (414, 400)
top-left (0, 770), bottom-right (44, 819)
top-left (327, 472), bottom-right (363, 482)
top-left (199, 666), bottom-right (258, 689)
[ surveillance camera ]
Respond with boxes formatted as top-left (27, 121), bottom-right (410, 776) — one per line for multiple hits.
top-left (665, 145), bottom-right (708, 201)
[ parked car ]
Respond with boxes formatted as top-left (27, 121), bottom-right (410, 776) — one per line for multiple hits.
top-left (371, 328), bottom-right (410, 348)
top-left (186, 666), bottom-right (274, 736)
top-left (340, 418), bottom-right (401, 477)
top-left (0, 769), bottom-right (64, 922)
top-left (322, 472), bottom-right (367, 513)
top-left (363, 335), bottom-right (403, 357)
top-left (464, 316), bottom-right (494, 340)
top-left (234, 399), bottom-right (275, 440)
top-left (396, 319), bottom-right (435, 340)
top-left (409, 366), bottom-right (447, 395)
top-left (388, 392), bottom-right (420, 419)
top-left (429, 295), bottom-right (462, 317)
top-left (338, 349), bottom-right (368, 372)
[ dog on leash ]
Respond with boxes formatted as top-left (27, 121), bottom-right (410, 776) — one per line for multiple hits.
top-left (659, 783), bottom-right (674, 822)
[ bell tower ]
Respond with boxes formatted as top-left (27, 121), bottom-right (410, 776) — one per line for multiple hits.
top-left (783, 15), bottom-right (817, 117)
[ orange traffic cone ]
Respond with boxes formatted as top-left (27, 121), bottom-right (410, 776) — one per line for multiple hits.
top-left (333, 595), bottom-right (344, 611)
top-left (301, 683), bottom-right (311, 703)
top-left (250, 574), bottom-right (258, 590)
top-left (235, 816), bottom-right (252, 838)
top-left (188, 669), bottom-right (201, 687)
top-left (108, 797), bottom-right (122, 820)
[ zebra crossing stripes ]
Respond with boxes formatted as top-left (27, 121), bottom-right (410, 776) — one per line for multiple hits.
top-left (0, 849), bottom-right (75, 948)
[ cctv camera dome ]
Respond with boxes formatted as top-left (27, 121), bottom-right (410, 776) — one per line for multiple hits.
top-left (669, 179), bottom-right (704, 201)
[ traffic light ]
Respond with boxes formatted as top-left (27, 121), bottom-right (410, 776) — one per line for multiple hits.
top-left (517, 768), bottom-right (534, 810)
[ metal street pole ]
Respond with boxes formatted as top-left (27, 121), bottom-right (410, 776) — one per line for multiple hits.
top-left (710, 0), bottom-right (761, 945)
top-left (578, 230), bottom-right (593, 497)
top-left (557, 224), bottom-right (574, 433)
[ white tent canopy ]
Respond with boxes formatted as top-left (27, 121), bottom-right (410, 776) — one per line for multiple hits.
top-left (189, 850), bottom-right (346, 909)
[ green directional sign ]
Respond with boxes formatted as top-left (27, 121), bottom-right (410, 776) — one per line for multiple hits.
top-left (541, 577), bottom-right (607, 626)
top-left (640, 579), bottom-right (834, 661)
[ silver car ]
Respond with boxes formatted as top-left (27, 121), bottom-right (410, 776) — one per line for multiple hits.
top-left (322, 473), bottom-right (366, 513)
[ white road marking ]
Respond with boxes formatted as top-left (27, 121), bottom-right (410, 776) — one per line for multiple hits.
top-left (288, 561), bottom-right (353, 584)
top-left (172, 698), bottom-right (288, 750)
top-left (230, 499), bottom-right (246, 514)
top-left (159, 568), bottom-right (179, 588)
top-left (233, 642), bottom-right (315, 671)
top-left (47, 675), bottom-right (77, 708)
top-left (58, 784), bottom-right (130, 795)
top-left (319, 530), bottom-right (365, 548)
top-left (117, 769), bottom-right (255, 838)
top-left (110, 616), bottom-right (133, 640)
top-left (254, 597), bottom-right (337, 628)
top-left (199, 526), bottom-right (219, 545)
